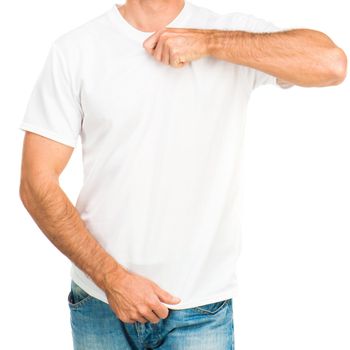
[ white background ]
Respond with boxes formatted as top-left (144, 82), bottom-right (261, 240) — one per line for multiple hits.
top-left (1, 0), bottom-right (349, 349)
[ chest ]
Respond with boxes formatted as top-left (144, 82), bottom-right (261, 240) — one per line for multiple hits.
top-left (79, 43), bottom-right (252, 134)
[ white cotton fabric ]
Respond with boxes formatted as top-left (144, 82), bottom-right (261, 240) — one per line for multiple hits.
top-left (19, 1), bottom-right (282, 309)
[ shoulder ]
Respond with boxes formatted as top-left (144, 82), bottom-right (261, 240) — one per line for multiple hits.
top-left (185, 2), bottom-right (268, 31)
top-left (52, 8), bottom-right (112, 54)
top-left (217, 12), bottom-right (281, 32)
top-left (184, 1), bottom-right (222, 27)
top-left (189, 2), bottom-right (281, 33)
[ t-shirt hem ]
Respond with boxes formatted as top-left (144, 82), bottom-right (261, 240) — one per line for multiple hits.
top-left (19, 122), bottom-right (77, 148)
top-left (70, 265), bottom-right (239, 310)
top-left (162, 289), bottom-right (239, 310)
top-left (70, 267), bottom-right (110, 304)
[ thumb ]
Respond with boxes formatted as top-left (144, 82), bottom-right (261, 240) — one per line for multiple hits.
top-left (154, 285), bottom-right (181, 304)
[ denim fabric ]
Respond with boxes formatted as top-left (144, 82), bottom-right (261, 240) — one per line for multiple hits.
top-left (68, 280), bottom-right (234, 349)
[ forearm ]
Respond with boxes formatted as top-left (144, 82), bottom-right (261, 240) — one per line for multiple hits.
top-left (206, 28), bottom-right (347, 87)
top-left (19, 175), bottom-right (126, 291)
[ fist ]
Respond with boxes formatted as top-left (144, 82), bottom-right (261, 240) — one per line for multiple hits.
top-left (104, 268), bottom-right (181, 324)
top-left (143, 28), bottom-right (212, 68)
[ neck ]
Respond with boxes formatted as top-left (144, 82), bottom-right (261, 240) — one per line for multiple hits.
top-left (117, 0), bottom-right (185, 32)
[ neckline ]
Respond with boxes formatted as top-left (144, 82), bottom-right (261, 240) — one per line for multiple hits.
top-left (110, 1), bottom-right (192, 42)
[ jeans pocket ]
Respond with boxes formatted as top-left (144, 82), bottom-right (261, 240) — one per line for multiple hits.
top-left (192, 298), bottom-right (231, 315)
top-left (68, 280), bottom-right (93, 309)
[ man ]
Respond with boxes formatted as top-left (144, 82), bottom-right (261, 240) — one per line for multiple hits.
top-left (19, 0), bottom-right (346, 349)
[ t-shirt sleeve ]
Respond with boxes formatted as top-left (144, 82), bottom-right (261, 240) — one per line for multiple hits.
top-left (19, 41), bottom-right (83, 148)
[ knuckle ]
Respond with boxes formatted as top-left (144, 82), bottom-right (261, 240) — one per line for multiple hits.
top-left (157, 37), bottom-right (165, 46)
top-left (129, 311), bottom-right (139, 320)
top-left (120, 316), bottom-right (130, 323)
top-left (137, 305), bottom-right (149, 315)
top-left (160, 309), bottom-right (169, 319)
top-left (160, 29), bottom-right (170, 36)
top-left (164, 37), bottom-right (173, 47)
top-left (163, 41), bottom-right (171, 51)
top-left (148, 299), bottom-right (159, 309)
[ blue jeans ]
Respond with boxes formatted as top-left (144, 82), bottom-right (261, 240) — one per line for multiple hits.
top-left (68, 280), bottom-right (235, 349)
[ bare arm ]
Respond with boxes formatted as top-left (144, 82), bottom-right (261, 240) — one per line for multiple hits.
top-left (19, 132), bottom-right (180, 323)
top-left (207, 29), bottom-right (347, 87)
top-left (143, 28), bottom-right (347, 88)
top-left (19, 131), bottom-right (124, 291)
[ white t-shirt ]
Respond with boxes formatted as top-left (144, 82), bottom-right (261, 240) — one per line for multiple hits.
top-left (19, 1), bottom-right (283, 309)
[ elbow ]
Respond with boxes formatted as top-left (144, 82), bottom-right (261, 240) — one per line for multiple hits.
top-left (19, 176), bottom-right (40, 209)
top-left (19, 172), bottom-right (59, 209)
top-left (326, 47), bottom-right (347, 86)
top-left (19, 178), bottom-right (32, 209)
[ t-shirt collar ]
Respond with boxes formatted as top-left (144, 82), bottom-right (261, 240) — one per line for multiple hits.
top-left (109, 1), bottom-right (192, 43)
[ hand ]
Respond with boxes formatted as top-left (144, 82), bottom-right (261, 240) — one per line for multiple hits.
top-left (104, 267), bottom-right (181, 324)
top-left (143, 28), bottom-right (212, 68)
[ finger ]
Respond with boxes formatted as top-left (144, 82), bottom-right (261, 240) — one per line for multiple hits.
top-left (144, 309), bottom-right (161, 324)
top-left (170, 54), bottom-right (185, 68)
top-left (127, 318), bottom-right (140, 324)
top-left (153, 37), bottom-right (165, 62)
top-left (162, 45), bottom-right (170, 65)
top-left (169, 53), bottom-right (177, 67)
top-left (177, 60), bottom-right (188, 68)
top-left (181, 61), bottom-right (190, 68)
top-left (151, 301), bottom-right (170, 320)
top-left (143, 29), bottom-right (166, 54)
top-left (136, 315), bottom-right (148, 324)
top-left (137, 302), bottom-right (161, 323)
top-left (154, 285), bottom-right (181, 304)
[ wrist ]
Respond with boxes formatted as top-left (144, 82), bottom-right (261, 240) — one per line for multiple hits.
top-left (95, 256), bottom-right (127, 291)
top-left (103, 264), bottom-right (127, 291)
top-left (205, 29), bottom-right (226, 58)
top-left (206, 30), bottom-right (244, 62)
top-left (205, 30), bottom-right (216, 57)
